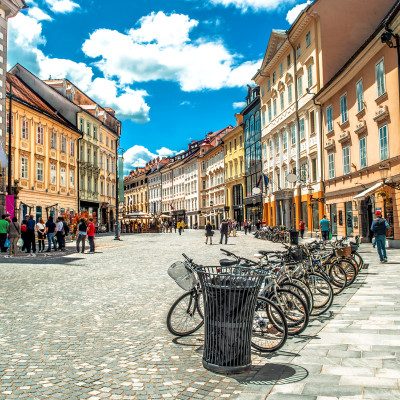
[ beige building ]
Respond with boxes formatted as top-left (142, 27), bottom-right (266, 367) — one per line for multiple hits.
top-left (6, 72), bottom-right (80, 220)
top-left (316, 2), bottom-right (400, 244)
top-left (124, 165), bottom-right (150, 215)
top-left (254, 0), bottom-right (397, 233)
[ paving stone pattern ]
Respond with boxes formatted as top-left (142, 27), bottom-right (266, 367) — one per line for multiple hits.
top-left (0, 230), bottom-right (397, 399)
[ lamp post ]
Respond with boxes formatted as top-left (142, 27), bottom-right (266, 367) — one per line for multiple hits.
top-left (115, 146), bottom-right (125, 241)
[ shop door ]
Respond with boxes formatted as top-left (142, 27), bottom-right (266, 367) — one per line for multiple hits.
top-left (345, 201), bottom-right (353, 237)
top-left (330, 204), bottom-right (337, 235)
top-left (301, 202), bottom-right (308, 229)
top-left (312, 204), bottom-right (319, 232)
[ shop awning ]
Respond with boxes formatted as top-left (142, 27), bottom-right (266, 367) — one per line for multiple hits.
top-left (354, 182), bottom-right (383, 200)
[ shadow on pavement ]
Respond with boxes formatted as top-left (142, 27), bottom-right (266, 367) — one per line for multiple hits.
top-left (0, 257), bottom-right (85, 265)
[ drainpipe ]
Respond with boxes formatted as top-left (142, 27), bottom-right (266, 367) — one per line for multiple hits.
top-left (77, 135), bottom-right (83, 213)
top-left (286, 33), bottom-right (302, 225)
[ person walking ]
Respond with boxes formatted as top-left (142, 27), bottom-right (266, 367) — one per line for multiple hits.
top-left (243, 219), bottom-right (249, 235)
top-left (0, 214), bottom-right (9, 252)
top-left (56, 217), bottom-right (65, 251)
top-left (7, 216), bottom-right (20, 257)
top-left (87, 218), bottom-right (96, 253)
top-left (21, 216), bottom-right (28, 252)
top-left (219, 219), bottom-right (229, 245)
top-left (371, 210), bottom-right (389, 263)
top-left (26, 215), bottom-right (37, 254)
top-left (177, 220), bottom-right (183, 235)
top-left (205, 221), bottom-right (213, 245)
top-left (173, 220), bottom-right (177, 233)
top-left (256, 219), bottom-right (261, 231)
top-left (248, 220), bottom-right (252, 233)
top-left (319, 215), bottom-right (331, 242)
top-left (299, 219), bottom-right (306, 239)
top-left (45, 216), bottom-right (57, 252)
top-left (232, 220), bottom-right (237, 237)
top-left (76, 218), bottom-right (87, 253)
top-left (36, 218), bottom-right (46, 253)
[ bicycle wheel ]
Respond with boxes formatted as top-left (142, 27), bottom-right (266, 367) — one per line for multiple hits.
top-left (268, 289), bottom-right (309, 336)
top-left (351, 251), bottom-right (364, 272)
top-left (337, 258), bottom-right (357, 286)
top-left (307, 273), bottom-right (334, 316)
top-left (252, 296), bottom-right (288, 352)
top-left (328, 263), bottom-right (347, 295)
top-left (167, 291), bottom-right (204, 336)
top-left (280, 281), bottom-right (313, 314)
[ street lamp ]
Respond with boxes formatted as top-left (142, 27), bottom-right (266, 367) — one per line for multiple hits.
top-left (115, 146), bottom-right (125, 241)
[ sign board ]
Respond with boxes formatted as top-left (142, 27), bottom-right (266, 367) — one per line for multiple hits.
top-left (5, 195), bottom-right (14, 220)
top-left (252, 187), bottom-right (261, 195)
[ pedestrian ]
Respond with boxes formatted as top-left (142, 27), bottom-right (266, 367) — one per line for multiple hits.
top-left (319, 215), bottom-right (331, 242)
top-left (219, 219), bottom-right (229, 245)
top-left (21, 216), bottom-right (28, 252)
top-left (371, 210), bottom-right (389, 263)
top-left (178, 220), bottom-right (183, 235)
top-left (227, 219), bottom-right (232, 237)
top-left (169, 221), bottom-right (173, 233)
top-left (7, 216), bottom-right (20, 257)
top-left (56, 217), bottom-right (65, 251)
top-left (76, 218), bottom-right (87, 253)
top-left (5, 212), bottom-right (11, 223)
top-left (248, 221), bottom-right (252, 232)
top-left (174, 220), bottom-right (177, 233)
top-left (26, 215), bottom-right (37, 254)
top-left (45, 216), bottom-right (57, 251)
top-left (205, 220), bottom-right (213, 245)
top-left (87, 217), bottom-right (96, 253)
top-left (243, 219), bottom-right (249, 235)
top-left (256, 219), bottom-right (261, 230)
top-left (0, 214), bottom-right (9, 252)
top-left (232, 220), bottom-right (237, 237)
top-left (299, 219), bottom-right (305, 239)
top-left (36, 217), bottom-right (46, 253)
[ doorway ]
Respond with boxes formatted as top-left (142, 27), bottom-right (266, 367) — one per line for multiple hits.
top-left (345, 201), bottom-right (353, 237)
top-left (330, 204), bottom-right (337, 235)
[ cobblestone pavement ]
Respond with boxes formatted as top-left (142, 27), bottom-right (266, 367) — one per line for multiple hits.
top-left (0, 230), bottom-right (397, 399)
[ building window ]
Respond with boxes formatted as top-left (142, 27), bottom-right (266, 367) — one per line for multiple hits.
top-left (60, 167), bottom-right (66, 187)
top-left (93, 126), bottom-right (97, 140)
top-left (101, 181), bottom-right (104, 195)
top-left (279, 62), bottom-right (283, 76)
top-left (307, 65), bottom-right (313, 88)
top-left (356, 79), bottom-right (364, 113)
top-left (300, 118), bottom-right (305, 140)
top-left (296, 43), bottom-right (301, 58)
top-left (291, 125), bottom-right (296, 145)
top-left (343, 146), bottom-right (350, 175)
top-left (276, 136), bottom-right (280, 153)
top-left (69, 170), bottom-right (75, 188)
top-left (50, 164), bottom-right (56, 185)
top-left (288, 84), bottom-right (293, 104)
top-left (273, 99), bottom-right (277, 117)
top-left (287, 53), bottom-right (291, 68)
top-left (106, 136), bottom-right (109, 147)
top-left (87, 148), bottom-right (91, 164)
top-left (36, 161), bottom-right (44, 182)
top-left (99, 132), bottom-right (103, 143)
top-left (297, 75), bottom-right (303, 98)
top-left (280, 91), bottom-right (284, 111)
top-left (107, 183), bottom-right (110, 196)
top-left (50, 131), bottom-right (57, 149)
top-left (311, 157), bottom-right (317, 182)
top-left (261, 110), bottom-right (265, 127)
top-left (21, 157), bottom-right (28, 179)
top-left (328, 153), bottom-right (335, 179)
top-left (79, 118), bottom-right (84, 132)
top-left (269, 140), bottom-right (273, 155)
top-left (306, 31), bottom-right (311, 47)
top-left (267, 79), bottom-right (271, 91)
top-left (379, 125), bottom-right (389, 161)
top-left (376, 59), bottom-right (386, 97)
top-left (111, 139), bottom-right (114, 150)
top-left (272, 71), bottom-right (276, 84)
top-left (268, 104), bottom-right (272, 122)
top-left (60, 136), bottom-right (66, 153)
top-left (70, 140), bottom-right (75, 157)
top-left (283, 131), bottom-right (287, 150)
top-left (310, 110), bottom-right (315, 135)
top-left (327, 106), bottom-right (333, 132)
top-left (21, 119), bottom-right (29, 139)
top-left (359, 136), bottom-right (367, 169)
top-left (340, 94), bottom-right (348, 124)
top-left (86, 122), bottom-right (91, 136)
top-left (36, 126), bottom-right (44, 145)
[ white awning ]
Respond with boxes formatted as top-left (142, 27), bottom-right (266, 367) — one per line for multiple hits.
top-left (354, 182), bottom-right (382, 200)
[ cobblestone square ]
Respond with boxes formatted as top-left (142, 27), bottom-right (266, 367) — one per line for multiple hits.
top-left (0, 231), bottom-right (399, 399)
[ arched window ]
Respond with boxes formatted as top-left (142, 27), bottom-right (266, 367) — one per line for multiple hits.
top-left (250, 115), bottom-right (255, 137)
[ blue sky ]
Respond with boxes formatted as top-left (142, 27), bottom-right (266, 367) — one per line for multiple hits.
top-left (8, 0), bottom-right (310, 170)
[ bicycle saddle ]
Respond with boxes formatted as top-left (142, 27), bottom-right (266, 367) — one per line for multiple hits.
top-left (259, 250), bottom-right (284, 256)
top-left (219, 258), bottom-right (237, 266)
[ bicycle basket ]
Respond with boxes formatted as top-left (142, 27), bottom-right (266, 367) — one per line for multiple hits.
top-left (337, 246), bottom-right (351, 257)
top-left (350, 242), bottom-right (358, 254)
top-left (168, 261), bottom-right (198, 291)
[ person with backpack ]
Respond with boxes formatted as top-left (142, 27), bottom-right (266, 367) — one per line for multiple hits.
top-left (371, 210), bottom-right (390, 263)
top-left (45, 216), bottom-right (57, 252)
top-left (205, 220), bottom-right (214, 245)
top-left (0, 214), bottom-right (9, 252)
top-left (21, 216), bottom-right (28, 252)
top-left (25, 215), bottom-right (37, 255)
top-left (36, 218), bottom-right (46, 253)
top-left (56, 216), bottom-right (66, 251)
top-left (243, 219), bottom-right (249, 235)
top-left (87, 218), bottom-right (96, 253)
top-left (76, 218), bottom-right (87, 253)
top-left (7, 216), bottom-right (21, 257)
top-left (219, 219), bottom-right (229, 245)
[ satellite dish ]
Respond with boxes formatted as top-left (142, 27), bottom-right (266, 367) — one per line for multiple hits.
top-left (287, 173), bottom-right (298, 183)
top-left (252, 187), bottom-right (261, 195)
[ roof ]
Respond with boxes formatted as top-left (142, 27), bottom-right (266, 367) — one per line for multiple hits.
top-left (315, 0), bottom-right (400, 99)
top-left (6, 73), bottom-right (75, 129)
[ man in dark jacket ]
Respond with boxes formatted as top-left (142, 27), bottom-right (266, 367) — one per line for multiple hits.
top-left (371, 210), bottom-right (389, 263)
top-left (219, 219), bottom-right (229, 245)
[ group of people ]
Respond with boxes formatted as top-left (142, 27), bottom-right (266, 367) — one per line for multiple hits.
top-left (0, 213), bottom-right (96, 257)
top-left (162, 220), bottom-right (185, 234)
top-left (204, 219), bottom-right (241, 245)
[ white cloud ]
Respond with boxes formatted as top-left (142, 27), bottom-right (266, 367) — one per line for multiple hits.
top-left (180, 101), bottom-right (191, 106)
top-left (82, 11), bottom-right (261, 92)
top-left (28, 7), bottom-right (52, 21)
top-left (286, 1), bottom-right (311, 24)
top-left (233, 101), bottom-right (246, 109)
top-left (44, 0), bottom-right (80, 13)
top-left (123, 145), bottom-right (178, 169)
top-left (208, 0), bottom-right (296, 12)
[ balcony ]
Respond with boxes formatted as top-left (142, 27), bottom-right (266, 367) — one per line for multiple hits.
top-left (374, 105), bottom-right (389, 123)
top-left (354, 120), bottom-right (367, 136)
top-left (324, 139), bottom-right (335, 151)
top-left (338, 131), bottom-right (351, 144)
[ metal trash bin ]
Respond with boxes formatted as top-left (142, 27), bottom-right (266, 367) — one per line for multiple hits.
top-left (289, 230), bottom-right (299, 245)
top-left (195, 266), bottom-right (267, 374)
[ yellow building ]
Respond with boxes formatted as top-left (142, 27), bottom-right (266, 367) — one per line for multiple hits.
top-left (223, 114), bottom-right (245, 226)
top-left (6, 72), bottom-right (80, 220)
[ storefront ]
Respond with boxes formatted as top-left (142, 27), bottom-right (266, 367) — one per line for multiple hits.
top-left (243, 195), bottom-right (263, 224)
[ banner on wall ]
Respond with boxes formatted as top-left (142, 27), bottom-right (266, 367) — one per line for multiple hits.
top-left (5, 195), bottom-right (14, 220)
top-left (118, 157), bottom-right (124, 203)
